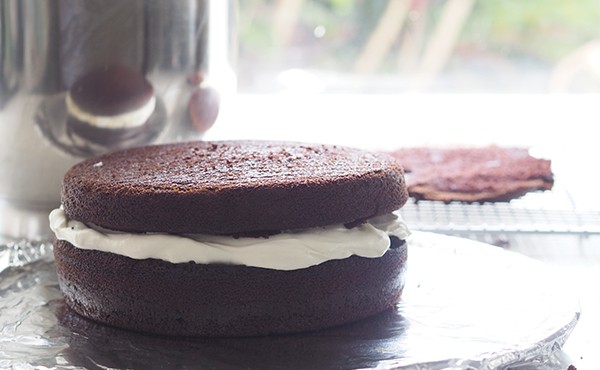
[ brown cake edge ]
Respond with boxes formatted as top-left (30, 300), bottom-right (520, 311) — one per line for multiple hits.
top-left (409, 178), bottom-right (554, 203)
top-left (61, 141), bottom-right (409, 234)
top-left (53, 239), bottom-right (408, 337)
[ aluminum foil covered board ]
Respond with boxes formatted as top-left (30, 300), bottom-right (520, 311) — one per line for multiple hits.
top-left (0, 232), bottom-right (579, 369)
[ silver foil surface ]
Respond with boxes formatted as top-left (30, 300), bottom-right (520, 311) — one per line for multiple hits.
top-left (0, 232), bottom-right (579, 369)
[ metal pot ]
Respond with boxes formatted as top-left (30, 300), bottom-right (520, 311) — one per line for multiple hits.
top-left (0, 0), bottom-right (235, 242)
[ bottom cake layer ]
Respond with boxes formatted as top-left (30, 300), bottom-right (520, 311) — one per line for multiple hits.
top-left (53, 239), bottom-right (407, 337)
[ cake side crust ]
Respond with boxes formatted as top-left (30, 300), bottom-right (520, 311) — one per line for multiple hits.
top-left (53, 240), bottom-right (407, 337)
top-left (62, 141), bottom-right (408, 234)
top-left (388, 146), bottom-right (553, 203)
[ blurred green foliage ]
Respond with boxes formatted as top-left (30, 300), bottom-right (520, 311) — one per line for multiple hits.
top-left (238, 0), bottom-right (600, 64)
top-left (236, 0), bottom-right (600, 91)
top-left (464, 0), bottom-right (600, 61)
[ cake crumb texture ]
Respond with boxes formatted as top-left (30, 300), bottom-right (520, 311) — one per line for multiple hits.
top-left (62, 140), bottom-right (408, 234)
top-left (387, 146), bottom-right (553, 203)
top-left (54, 239), bottom-right (407, 337)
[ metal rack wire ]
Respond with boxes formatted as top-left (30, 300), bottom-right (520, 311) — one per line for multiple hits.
top-left (397, 183), bottom-right (600, 237)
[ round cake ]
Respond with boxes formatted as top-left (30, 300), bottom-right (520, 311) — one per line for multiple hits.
top-left (50, 140), bottom-right (410, 337)
top-left (66, 64), bottom-right (156, 146)
top-left (388, 146), bottom-right (554, 203)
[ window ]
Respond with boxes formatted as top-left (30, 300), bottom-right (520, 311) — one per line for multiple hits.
top-left (235, 0), bottom-right (600, 94)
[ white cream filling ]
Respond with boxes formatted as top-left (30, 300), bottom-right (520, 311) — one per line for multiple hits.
top-left (49, 208), bottom-right (410, 271)
top-left (66, 93), bottom-right (156, 129)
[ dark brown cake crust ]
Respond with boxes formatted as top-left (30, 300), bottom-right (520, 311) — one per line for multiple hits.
top-left (388, 146), bottom-right (553, 203)
top-left (62, 141), bottom-right (408, 235)
top-left (54, 239), bottom-right (407, 337)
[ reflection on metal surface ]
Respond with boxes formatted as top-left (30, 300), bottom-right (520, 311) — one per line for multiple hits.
top-left (35, 93), bottom-right (168, 157)
top-left (0, 0), bottom-right (235, 241)
top-left (0, 232), bottom-right (579, 369)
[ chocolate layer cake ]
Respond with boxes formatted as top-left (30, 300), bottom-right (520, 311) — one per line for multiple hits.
top-left (66, 64), bottom-right (156, 147)
top-left (51, 140), bottom-right (410, 337)
top-left (387, 146), bottom-right (553, 203)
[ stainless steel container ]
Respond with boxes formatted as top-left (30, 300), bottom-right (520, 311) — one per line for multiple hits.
top-left (0, 0), bottom-right (236, 242)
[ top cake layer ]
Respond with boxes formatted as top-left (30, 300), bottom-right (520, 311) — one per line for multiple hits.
top-left (61, 140), bottom-right (408, 235)
top-left (388, 146), bottom-right (553, 203)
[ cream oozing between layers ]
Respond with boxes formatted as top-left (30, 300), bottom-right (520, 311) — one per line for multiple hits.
top-left (49, 208), bottom-right (410, 271)
top-left (66, 93), bottom-right (156, 129)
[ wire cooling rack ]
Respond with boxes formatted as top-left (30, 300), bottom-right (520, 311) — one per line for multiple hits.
top-left (397, 181), bottom-right (600, 237)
